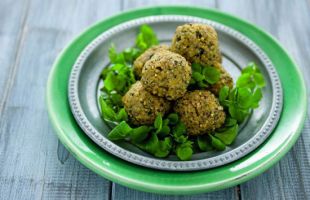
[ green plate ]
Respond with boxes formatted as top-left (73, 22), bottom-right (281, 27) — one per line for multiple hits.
top-left (46, 6), bottom-right (307, 195)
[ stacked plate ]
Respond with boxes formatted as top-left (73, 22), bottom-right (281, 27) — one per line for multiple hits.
top-left (47, 7), bottom-right (307, 195)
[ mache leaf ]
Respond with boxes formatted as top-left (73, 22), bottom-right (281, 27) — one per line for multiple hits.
top-left (172, 121), bottom-right (186, 136)
top-left (219, 86), bottom-right (230, 103)
top-left (108, 121), bottom-right (132, 141)
top-left (214, 124), bottom-right (239, 145)
top-left (202, 66), bottom-right (220, 84)
top-left (237, 87), bottom-right (253, 109)
top-left (108, 44), bottom-right (118, 63)
top-left (99, 96), bottom-right (117, 121)
top-left (154, 137), bottom-right (172, 158)
top-left (197, 135), bottom-right (213, 151)
top-left (192, 72), bottom-right (205, 82)
top-left (251, 88), bottom-right (263, 108)
top-left (192, 63), bottom-right (202, 73)
top-left (143, 133), bottom-right (159, 154)
top-left (176, 141), bottom-right (193, 161)
top-left (158, 125), bottom-right (170, 137)
top-left (209, 134), bottom-right (226, 151)
top-left (136, 24), bottom-right (158, 51)
top-left (115, 108), bottom-right (128, 122)
top-left (167, 113), bottom-right (179, 125)
top-left (154, 113), bottom-right (163, 134)
top-left (130, 126), bottom-right (151, 143)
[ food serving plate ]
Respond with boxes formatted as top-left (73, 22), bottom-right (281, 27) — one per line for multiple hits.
top-left (67, 15), bottom-right (283, 171)
top-left (47, 6), bottom-right (307, 194)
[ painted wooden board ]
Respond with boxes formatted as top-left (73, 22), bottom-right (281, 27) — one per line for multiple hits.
top-left (111, 184), bottom-right (239, 200)
top-left (0, 0), bottom-right (29, 114)
top-left (218, 0), bottom-right (310, 199)
top-left (122, 0), bottom-right (216, 9)
top-left (0, 0), bottom-right (309, 199)
top-left (0, 0), bottom-right (121, 199)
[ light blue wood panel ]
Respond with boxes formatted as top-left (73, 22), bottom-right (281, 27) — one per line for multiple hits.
top-left (1, 0), bottom-right (309, 199)
top-left (0, 0), bottom-right (29, 113)
top-left (122, 0), bottom-right (216, 8)
top-left (112, 184), bottom-right (239, 200)
top-left (218, 0), bottom-right (310, 199)
top-left (0, 0), bottom-right (121, 199)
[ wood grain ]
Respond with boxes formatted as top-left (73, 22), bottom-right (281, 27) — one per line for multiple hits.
top-left (122, 0), bottom-right (216, 9)
top-left (0, 0), bottom-right (29, 115)
top-left (218, 0), bottom-right (310, 199)
top-left (0, 0), bottom-right (122, 199)
top-left (0, 0), bottom-right (309, 199)
top-left (111, 184), bottom-right (239, 200)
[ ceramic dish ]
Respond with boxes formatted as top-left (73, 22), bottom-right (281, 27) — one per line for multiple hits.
top-left (68, 15), bottom-right (282, 171)
top-left (47, 7), bottom-right (307, 194)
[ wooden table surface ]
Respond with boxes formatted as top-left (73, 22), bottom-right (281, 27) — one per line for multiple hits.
top-left (0, 0), bottom-right (309, 199)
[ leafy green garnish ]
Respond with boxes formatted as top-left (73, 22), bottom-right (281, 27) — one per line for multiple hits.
top-left (137, 134), bottom-right (172, 158)
top-left (158, 118), bottom-right (171, 137)
top-left (130, 126), bottom-right (152, 143)
top-left (107, 121), bottom-right (151, 142)
top-left (99, 96), bottom-right (128, 122)
top-left (202, 66), bottom-right (221, 84)
top-left (135, 113), bottom-right (193, 160)
top-left (176, 141), bottom-right (193, 161)
top-left (172, 121), bottom-right (188, 143)
top-left (108, 44), bottom-right (125, 64)
top-left (237, 63), bottom-right (265, 89)
top-left (154, 114), bottom-right (163, 134)
top-left (123, 47), bottom-right (141, 63)
top-left (107, 113), bottom-right (184, 159)
top-left (197, 135), bottom-right (213, 151)
top-left (167, 113), bottom-right (179, 125)
top-left (108, 121), bottom-right (132, 141)
top-left (214, 124), bottom-right (239, 145)
top-left (197, 116), bottom-right (238, 150)
top-left (136, 24), bottom-right (159, 51)
top-left (209, 135), bottom-right (226, 151)
top-left (154, 137), bottom-right (172, 158)
top-left (158, 125), bottom-right (170, 137)
top-left (101, 63), bottom-right (135, 94)
top-left (219, 63), bottom-right (265, 123)
top-left (189, 63), bottom-right (220, 89)
top-left (219, 85), bottom-right (230, 103)
top-left (142, 133), bottom-right (159, 154)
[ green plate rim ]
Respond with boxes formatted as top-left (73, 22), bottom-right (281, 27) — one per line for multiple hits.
top-left (46, 6), bottom-right (307, 195)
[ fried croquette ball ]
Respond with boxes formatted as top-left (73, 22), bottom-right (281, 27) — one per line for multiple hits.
top-left (122, 81), bottom-right (171, 125)
top-left (133, 44), bottom-right (170, 78)
top-left (141, 50), bottom-right (191, 100)
top-left (174, 90), bottom-right (225, 135)
top-left (171, 23), bottom-right (221, 66)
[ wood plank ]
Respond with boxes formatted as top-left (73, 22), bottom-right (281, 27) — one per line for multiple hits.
top-left (0, 0), bottom-right (29, 113)
top-left (112, 184), bottom-right (239, 200)
top-left (112, 1), bottom-right (240, 199)
top-left (122, 0), bottom-right (216, 10)
top-left (218, 0), bottom-right (310, 199)
top-left (0, 0), bottom-right (121, 199)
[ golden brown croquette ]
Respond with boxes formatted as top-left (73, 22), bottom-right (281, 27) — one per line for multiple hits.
top-left (174, 90), bottom-right (225, 135)
top-left (122, 81), bottom-right (171, 125)
top-left (141, 50), bottom-right (192, 100)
